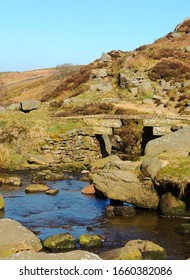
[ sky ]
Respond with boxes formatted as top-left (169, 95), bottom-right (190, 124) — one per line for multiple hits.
top-left (0, 0), bottom-right (190, 72)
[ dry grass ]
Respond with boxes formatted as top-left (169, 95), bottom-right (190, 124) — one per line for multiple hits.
top-left (0, 144), bottom-right (9, 168)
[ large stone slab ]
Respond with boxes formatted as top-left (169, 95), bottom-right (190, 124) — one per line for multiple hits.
top-left (145, 127), bottom-right (190, 156)
top-left (1, 250), bottom-right (102, 260)
top-left (91, 169), bottom-right (159, 209)
top-left (0, 219), bottom-right (42, 258)
top-left (83, 118), bottom-right (122, 128)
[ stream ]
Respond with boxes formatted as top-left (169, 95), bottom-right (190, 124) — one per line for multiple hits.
top-left (0, 171), bottom-right (190, 259)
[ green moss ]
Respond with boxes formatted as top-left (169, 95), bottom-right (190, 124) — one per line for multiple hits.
top-left (142, 250), bottom-right (167, 260)
top-left (79, 234), bottom-right (103, 248)
top-left (157, 154), bottom-right (190, 195)
top-left (43, 233), bottom-right (77, 252)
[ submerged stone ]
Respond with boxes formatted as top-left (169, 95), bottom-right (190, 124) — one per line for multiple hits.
top-left (45, 189), bottom-right (59, 195)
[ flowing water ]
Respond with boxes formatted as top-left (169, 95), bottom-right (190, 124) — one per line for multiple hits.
top-left (0, 172), bottom-right (190, 259)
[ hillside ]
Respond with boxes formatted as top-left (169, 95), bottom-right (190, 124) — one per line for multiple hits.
top-left (41, 18), bottom-right (190, 117)
top-left (1, 18), bottom-right (190, 116)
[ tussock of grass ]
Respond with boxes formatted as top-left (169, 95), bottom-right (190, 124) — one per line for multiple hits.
top-left (157, 153), bottom-right (190, 196)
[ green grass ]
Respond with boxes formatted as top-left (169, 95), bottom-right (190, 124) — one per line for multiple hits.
top-left (0, 109), bottom-right (86, 170)
top-left (48, 119), bottom-right (86, 134)
top-left (157, 154), bottom-right (190, 181)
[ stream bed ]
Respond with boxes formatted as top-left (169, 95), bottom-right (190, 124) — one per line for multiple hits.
top-left (0, 172), bottom-right (190, 259)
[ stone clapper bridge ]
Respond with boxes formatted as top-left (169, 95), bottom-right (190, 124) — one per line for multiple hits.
top-left (51, 113), bottom-right (190, 161)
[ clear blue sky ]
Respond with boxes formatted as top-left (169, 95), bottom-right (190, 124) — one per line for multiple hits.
top-left (0, 0), bottom-right (190, 72)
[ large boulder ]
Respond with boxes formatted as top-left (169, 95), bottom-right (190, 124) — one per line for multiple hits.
top-left (126, 239), bottom-right (167, 260)
top-left (0, 193), bottom-right (4, 210)
top-left (100, 245), bottom-right (142, 260)
top-left (0, 219), bottom-right (42, 258)
top-left (20, 100), bottom-right (41, 112)
top-left (1, 250), bottom-right (102, 260)
top-left (141, 156), bottom-right (168, 180)
top-left (91, 169), bottom-right (159, 209)
top-left (100, 239), bottom-right (166, 260)
top-left (91, 155), bottom-right (122, 169)
top-left (145, 127), bottom-right (190, 157)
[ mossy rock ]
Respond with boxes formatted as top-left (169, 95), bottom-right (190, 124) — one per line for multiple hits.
top-left (25, 184), bottom-right (49, 193)
top-left (43, 233), bottom-right (77, 252)
top-left (160, 192), bottom-right (190, 217)
top-left (79, 234), bottom-right (103, 248)
top-left (0, 193), bottom-right (5, 210)
top-left (126, 239), bottom-right (167, 260)
top-left (179, 223), bottom-right (190, 234)
top-left (100, 245), bottom-right (142, 260)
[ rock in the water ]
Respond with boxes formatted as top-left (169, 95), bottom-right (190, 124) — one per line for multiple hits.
top-left (45, 189), bottom-right (59, 195)
top-left (0, 193), bottom-right (5, 210)
top-left (100, 245), bottom-right (142, 260)
top-left (79, 234), bottom-right (103, 248)
top-left (145, 127), bottom-right (190, 157)
top-left (43, 233), bottom-right (77, 252)
top-left (20, 100), bottom-right (41, 112)
top-left (126, 239), bottom-right (167, 260)
top-left (81, 184), bottom-right (95, 195)
top-left (105, 205), bottom-right (136, 218)
top-left (160, 192), bottom-right (190, 217)
top-left (25, 184), bottom-right (49, 193)
top-left (179, 223), bottom-right (190, 234)
top-left (0, 176), bottom-right (21, 186)
top-left (1, 250), bottom-right (102, 260)
top-left (91, 169), bottom-right (159, 209)
top-left (0, 219), bottom-right (42, 258)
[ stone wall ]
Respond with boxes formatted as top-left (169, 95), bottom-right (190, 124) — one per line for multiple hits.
top-left (41, 129), bottom-right (102, 166)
